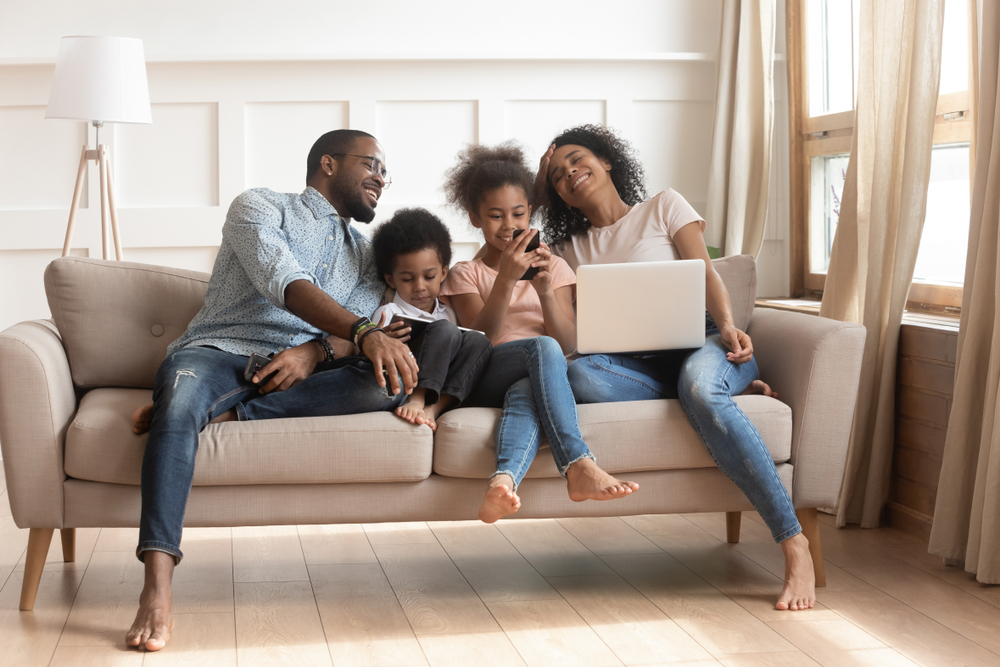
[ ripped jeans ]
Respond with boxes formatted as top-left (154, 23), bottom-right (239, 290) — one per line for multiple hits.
top-left (138, 345), bottom-right (406, 563)
top-left (567, 334), bottom-right (801, 543)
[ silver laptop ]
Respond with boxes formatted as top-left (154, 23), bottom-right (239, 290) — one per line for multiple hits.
top-left (576, 260), bottom-right (705, 354)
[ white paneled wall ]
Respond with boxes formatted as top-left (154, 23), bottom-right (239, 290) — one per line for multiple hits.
top-left (0, 0), bottom-right (792, 332)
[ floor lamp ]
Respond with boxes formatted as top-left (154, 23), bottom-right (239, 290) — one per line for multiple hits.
top-left (45, 36), bottom-right (152, 261)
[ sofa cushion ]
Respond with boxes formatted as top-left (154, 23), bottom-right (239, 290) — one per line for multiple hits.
top-left (65, 388), bottom-right (434, 485)
top-left (45, 257), bottom-right (210, 389)
top-left (433, 396), bottom-right (791, 479)
top-left (712, 254), bottom-right (756, 331)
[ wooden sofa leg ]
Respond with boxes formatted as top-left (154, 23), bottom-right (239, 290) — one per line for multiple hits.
top-left (20, 528), bottom-right (54, 611)
top-left (726, 511), bottom-right (742, 543)
top-left (60, 528), bottom-right (76, 562)
top-left (796, 508), bottom-right (826, 587)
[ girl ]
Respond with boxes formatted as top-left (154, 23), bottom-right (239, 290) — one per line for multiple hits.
top-left (538, 124), bottom-right (814, 611)
top-left (440, 142), bottom-right (638, 523)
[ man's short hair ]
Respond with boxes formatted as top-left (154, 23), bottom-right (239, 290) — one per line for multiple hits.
top-left (306, 129), bottom-right (376, 182)
top-left (371, 208), bottom-right (453, 277)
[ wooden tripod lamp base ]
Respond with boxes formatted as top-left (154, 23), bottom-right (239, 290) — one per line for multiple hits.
top-left (62, 143), bottom-right (123, 261)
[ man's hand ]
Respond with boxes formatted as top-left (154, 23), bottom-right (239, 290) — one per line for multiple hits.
top-left (720, 326), bottom-right (754, 365)
top-left (328, 335), bottom-right (357, 358)
top-left (361, 329), bottom-right (419, 395)
top-left (255, 342), bottom-right (324, 393)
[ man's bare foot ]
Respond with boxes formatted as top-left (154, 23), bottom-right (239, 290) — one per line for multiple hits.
top-left (126, 550), bottom-right (175, 651)
top-left (776, 533), bottom-right (816, 611)
top-left (132, 403), bottom-right (154, 435)
top-left (743, 379), bottom-right (778, 400)
top-left (478, 475), bottom-right (521, 523)
top-left (565, 458), bottom-right (639, 502)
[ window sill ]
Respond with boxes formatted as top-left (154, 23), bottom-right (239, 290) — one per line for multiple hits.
top-left (755, 298), bottom-right (961, 332)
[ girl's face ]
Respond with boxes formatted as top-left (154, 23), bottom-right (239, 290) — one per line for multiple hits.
top-left (546, 144), bottom-right (613, 209)
top-left (470, 184), bottom-right (533, 254)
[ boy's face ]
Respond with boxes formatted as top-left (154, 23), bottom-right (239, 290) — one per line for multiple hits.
top-left (385, 247), bottom-right (448, 314)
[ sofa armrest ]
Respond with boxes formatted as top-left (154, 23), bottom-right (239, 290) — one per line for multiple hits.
top-left (747, 309), bottom-right (866, 508)
top-left (0, 320), bottom-right (76, 528)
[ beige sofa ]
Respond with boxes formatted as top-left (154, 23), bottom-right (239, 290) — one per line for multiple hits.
top-left (0, 256), bottom-right (865, 611)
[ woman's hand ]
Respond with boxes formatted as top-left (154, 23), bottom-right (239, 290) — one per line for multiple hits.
top-left (255, 342), bottom-right (324, 394)
top-left (720, 325), bottom-right (754, 365)
top-left (497, 228), bottom-right (541, 285)
top-left (529, 243), bottom-right (554, 296)
top-left (377, 312), bottom-right (412, 343)
top-left (534, 143), bottom-right (555, 205)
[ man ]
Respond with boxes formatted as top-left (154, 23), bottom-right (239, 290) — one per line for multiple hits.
top-left (126, 129), bottom-right (418, 651)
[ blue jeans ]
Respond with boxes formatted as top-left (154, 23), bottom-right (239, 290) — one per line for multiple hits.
top-left (465, 336), bottom-right (595, 488)
top-left (567, 335), bottom-right (801, 543)
top-left (138, 345), bottom-right (406, 563)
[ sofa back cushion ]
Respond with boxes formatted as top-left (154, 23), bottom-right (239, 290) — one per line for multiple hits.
top-left (712, 254), bottom-right (756, 330)
top-left (45, 257), bottom-right (210, 389)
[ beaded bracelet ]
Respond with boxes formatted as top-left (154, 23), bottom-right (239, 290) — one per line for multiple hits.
top-left (314, 337), bottom-right (335, 364)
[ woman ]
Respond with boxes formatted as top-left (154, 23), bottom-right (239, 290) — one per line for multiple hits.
top-left (538, 125), bottom-right (815, 611)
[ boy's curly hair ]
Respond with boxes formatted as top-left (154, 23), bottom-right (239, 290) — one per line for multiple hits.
top-left (371, 208), bottom-right (453, 277)
top-left (540, 125), bottom-right (648, 246)
top-left (443, 141), bottom-right (536, 215)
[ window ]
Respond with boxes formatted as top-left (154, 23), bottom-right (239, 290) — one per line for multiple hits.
top-left (787, 0), bottom-right (973, 310)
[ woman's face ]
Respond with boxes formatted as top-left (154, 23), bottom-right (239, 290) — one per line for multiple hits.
top-left (547, 144), bottom-right (613, 208)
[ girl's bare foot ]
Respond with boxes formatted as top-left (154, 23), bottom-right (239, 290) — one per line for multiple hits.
top-left (565, 458), bottom-right (639, 502)
top-left (132, 403), bottom-right (154, 435)
top-left (776, 533), bottom-right (816, 610)
top-left (743, 380), bottom-right (778, 399)
top-left (478, 475), bottom-right (521, 523)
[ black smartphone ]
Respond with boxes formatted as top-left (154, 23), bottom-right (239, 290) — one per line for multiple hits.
top-left (389, 314), bottom-right (429, 338)
top-left (512, 228), bottom-right (541, 281)
top-left (244, 352), bottom-right (277, 385)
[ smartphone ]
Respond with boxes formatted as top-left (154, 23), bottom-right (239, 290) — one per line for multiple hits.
top-left (512, 228), bottom-right (541, 281)
top-left (244, 352), bottom-right (277, 385)
top-left (389, 314), bottom-right (429, 338)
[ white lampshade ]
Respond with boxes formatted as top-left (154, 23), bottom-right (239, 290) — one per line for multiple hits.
top-left (46, 36), bottom-right (152, 124)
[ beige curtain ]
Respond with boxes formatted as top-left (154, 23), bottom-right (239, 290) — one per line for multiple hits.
top-left (819, 0), bottom-right (945, 528)
top-left (928, 0), bottom-right (1000, 584)
top-left (705, 0), bottom-right (775, 259)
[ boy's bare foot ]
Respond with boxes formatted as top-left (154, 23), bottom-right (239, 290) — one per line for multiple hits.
top-left (743, 380), bottom-right (778, 400)
top-left (126, 551), bottom-right (175, 651)
top-left (566, 458), bottom-right (639, 502)
top-left (776, 533), bottom-right (816, 611)
top-left (396, 402), bottom-right (437, 431)
top-left (132, 403), bottom-right (154, 434)
top-left (478, 475), bottom-right (521, 523)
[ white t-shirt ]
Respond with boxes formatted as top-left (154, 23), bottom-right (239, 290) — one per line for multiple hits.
top-left (372, 293), bottom-right (458, 327)
top-left (553, 189), bottom-right (705, 271)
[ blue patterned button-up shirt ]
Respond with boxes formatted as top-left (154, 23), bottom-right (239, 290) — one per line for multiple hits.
top-left (168, 187), bottom-right (385, 358)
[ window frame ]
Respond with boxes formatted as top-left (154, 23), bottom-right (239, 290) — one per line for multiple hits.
top-left (786, 0), bottom-right (975, 311)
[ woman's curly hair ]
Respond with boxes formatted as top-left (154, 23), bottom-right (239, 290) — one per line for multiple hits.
top-left (443, 141), bottom-right (536, 215)
top-left (540, 125), bottom-right (648, 247)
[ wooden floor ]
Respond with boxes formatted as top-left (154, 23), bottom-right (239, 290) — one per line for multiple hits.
top-left (2, 469), bottom-right (999, 666)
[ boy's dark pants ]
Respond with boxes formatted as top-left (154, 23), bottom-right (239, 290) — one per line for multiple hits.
top-left (411, 320), bottom-right (492, 405)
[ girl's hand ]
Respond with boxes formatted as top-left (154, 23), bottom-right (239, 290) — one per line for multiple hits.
top-left (534, 143), bottom-right (555, 205)
top-left (497, 228), bottom-right (541, 285)
top-left (720, 326), bottom-right (753, 364)
top-left (528, 245), bottom-right (554, 295)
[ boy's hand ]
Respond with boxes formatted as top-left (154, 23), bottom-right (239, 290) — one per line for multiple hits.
top-left (378, 312), bottom-right (412, 343)
top-left (497, 228), bottom-right (541, 285)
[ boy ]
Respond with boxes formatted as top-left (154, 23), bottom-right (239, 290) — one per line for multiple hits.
top-left (372, 208), bottom-right (492, 430)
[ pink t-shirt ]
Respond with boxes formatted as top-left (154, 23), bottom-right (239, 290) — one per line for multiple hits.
top-left (553, 189), bottom-right (705, 271)
top-left (440, 257), bottom-right (576, 346)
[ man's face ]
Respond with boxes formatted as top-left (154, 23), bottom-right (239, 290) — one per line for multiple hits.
top-left (329, 138), bottom-right (387, 223)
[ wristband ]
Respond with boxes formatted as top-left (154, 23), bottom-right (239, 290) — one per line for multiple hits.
top-left (350, 317), bottom-right (373, 345)
top-left (353, 322), bottom-right (377, 347)
top-left (357, 326), bottom-right (384, 350)
top-left (314, 337), bottom-right (335, 364)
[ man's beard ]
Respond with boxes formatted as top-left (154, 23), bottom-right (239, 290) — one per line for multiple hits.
top-left (333, 179), bottom-right (376, 223)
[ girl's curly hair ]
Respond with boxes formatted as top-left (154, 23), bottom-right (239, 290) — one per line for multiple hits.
top-left (443, 141), bottom-right (535, 215)
top-left (540, 125), bottom-right (648, 246)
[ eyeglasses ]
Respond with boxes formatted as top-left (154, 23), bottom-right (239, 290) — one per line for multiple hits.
top-left (330, 153), bottom-right (392, 188)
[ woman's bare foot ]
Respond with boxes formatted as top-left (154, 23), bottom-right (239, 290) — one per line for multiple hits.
top-left (126, 551), bottom-right (175, 651)
top-left (132, 403), bottom-right (154, 435)
top-left (742, 380), bottom-right (778, 400)
top-left (565, 458), bottom-right (639, 502)
top-left (478, 475), bottom-right (521, 523)
top-left (776, 533), bottom-right (816, 610)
